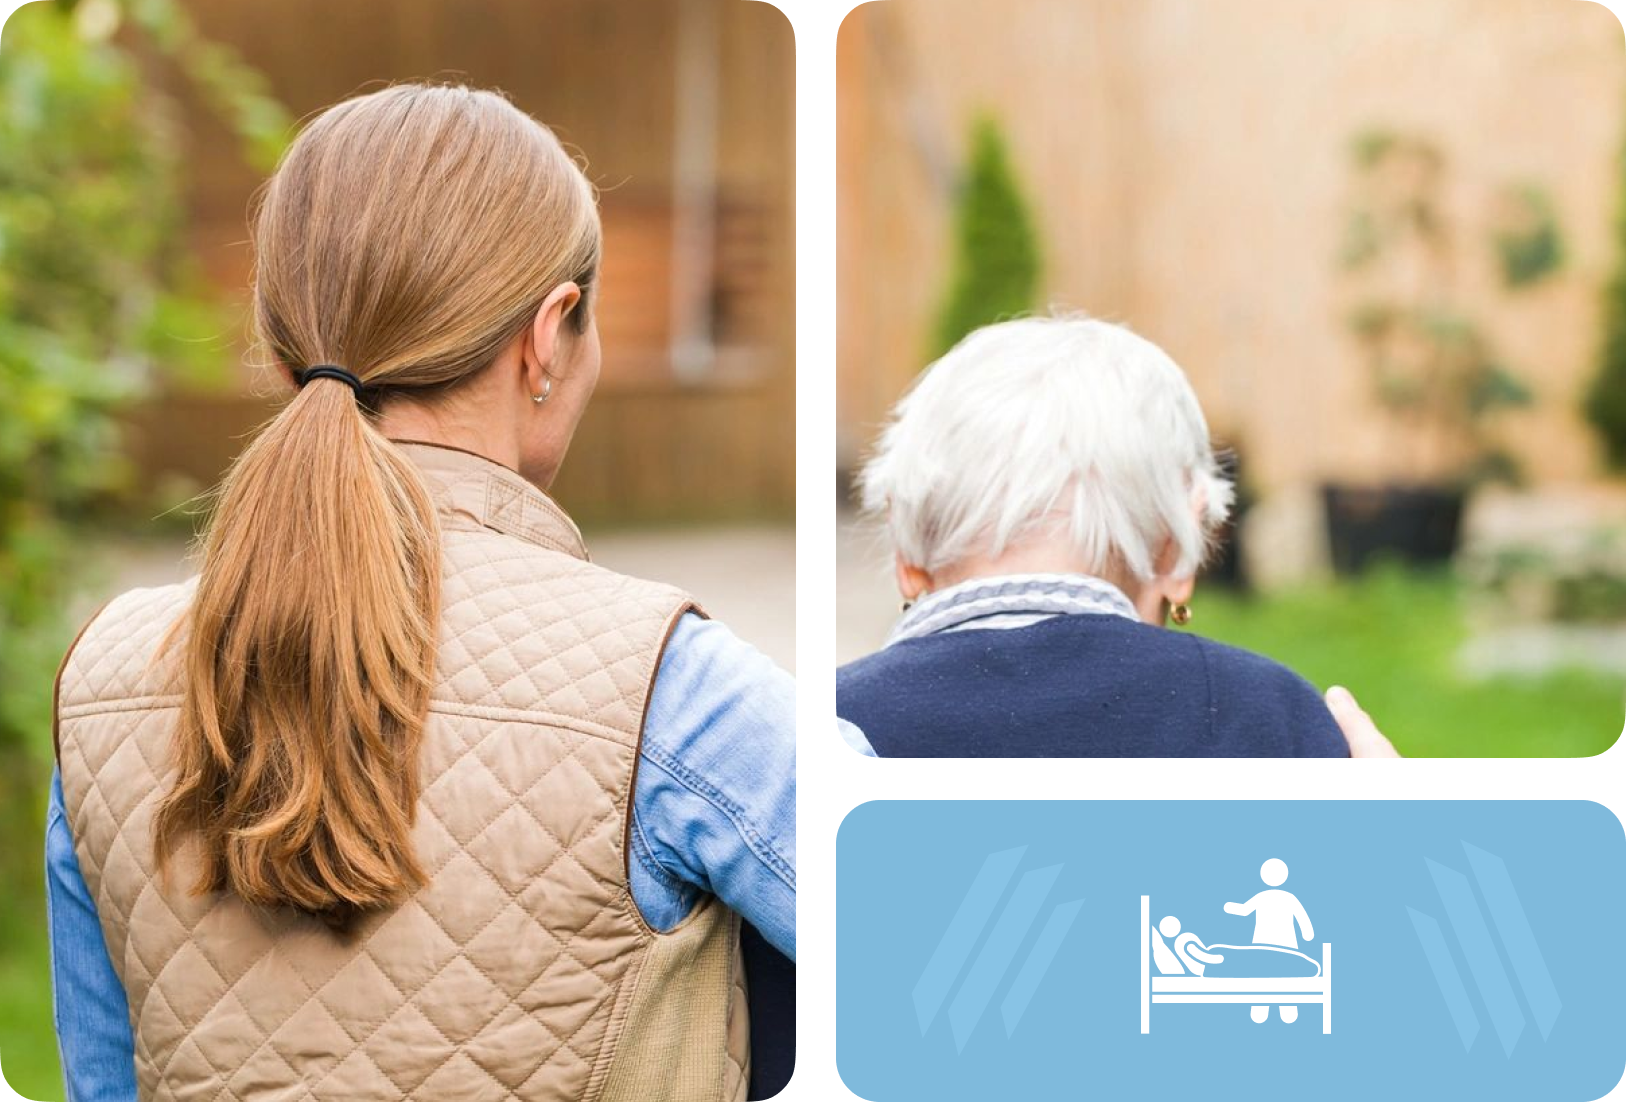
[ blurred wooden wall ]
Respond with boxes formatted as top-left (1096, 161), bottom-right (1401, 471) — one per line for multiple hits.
top-left (838, 0), bottom-right (1626, 495)
top-left (129, 0), bottom-right (793, 523)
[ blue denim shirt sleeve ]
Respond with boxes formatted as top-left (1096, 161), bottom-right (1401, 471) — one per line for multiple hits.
top-left (46, 767), bottom-right (137, 1102)
top-left (838, 718), bottom-right (877, 757)
top-left (630, 612), bottom-right (796, 960)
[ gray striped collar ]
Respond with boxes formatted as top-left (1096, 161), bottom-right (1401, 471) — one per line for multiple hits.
top-left (887, 572), bottom-right (1141, 646)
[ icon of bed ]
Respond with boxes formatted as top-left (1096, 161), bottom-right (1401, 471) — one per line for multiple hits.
top-left (1139, 895), bottom-right (1332, 1034)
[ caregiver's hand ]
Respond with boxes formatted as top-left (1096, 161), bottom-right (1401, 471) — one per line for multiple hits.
top-left (1326, 685), bottom-right (1402, 758)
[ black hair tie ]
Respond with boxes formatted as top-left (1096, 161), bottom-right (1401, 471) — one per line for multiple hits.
top-left (299, 364), bottom-right (364, 394)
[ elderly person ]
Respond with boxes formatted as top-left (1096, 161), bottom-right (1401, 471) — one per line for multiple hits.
top-left (838, 315), bottom-right (1394, 757)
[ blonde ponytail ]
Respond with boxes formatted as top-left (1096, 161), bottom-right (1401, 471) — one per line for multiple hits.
top-left (155, 83), bottom-right (601, 924)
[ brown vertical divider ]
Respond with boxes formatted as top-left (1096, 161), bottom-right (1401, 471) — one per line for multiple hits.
top-left (767, 4), bottom-right (871, 1098)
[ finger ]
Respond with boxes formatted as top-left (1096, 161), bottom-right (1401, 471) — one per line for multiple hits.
top-left (1326, 684), bottom-right (1401, 758)
top-left (1324, 684), bottom-right (1365, 723)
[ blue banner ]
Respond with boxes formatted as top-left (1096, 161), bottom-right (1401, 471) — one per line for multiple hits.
top-left (837, 801), bottom-right (1626, 1101)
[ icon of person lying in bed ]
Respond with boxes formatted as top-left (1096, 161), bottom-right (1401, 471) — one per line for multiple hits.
top-left (1149, 858), bottom-right (1321, 1026)
top-left (1151, 915), bottom-right (1224, 975)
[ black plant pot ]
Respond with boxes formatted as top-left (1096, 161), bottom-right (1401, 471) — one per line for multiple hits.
top-left (1321, 483), bottom-right (1466, 576)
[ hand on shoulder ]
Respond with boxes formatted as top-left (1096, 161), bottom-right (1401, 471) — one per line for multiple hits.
top-left (1325, 685), bottom-right (1401, 758)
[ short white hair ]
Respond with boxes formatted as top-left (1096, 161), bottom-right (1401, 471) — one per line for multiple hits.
top-left (859, 315), bottom-right (1233, 582)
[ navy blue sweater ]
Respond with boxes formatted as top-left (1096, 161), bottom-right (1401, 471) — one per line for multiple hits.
top-left (837, 614), bottom-right (1349, 757)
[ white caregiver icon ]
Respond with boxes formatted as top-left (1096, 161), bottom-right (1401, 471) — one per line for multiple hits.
top-left (1141, 859), bottom-right (1333, 1035)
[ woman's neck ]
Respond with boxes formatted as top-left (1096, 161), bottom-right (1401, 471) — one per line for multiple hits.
top-left (375, 395), bottom-right (520, 473)
top-left (928, 540), bottom-right (1168, 625)
top-left (932, 549), bottom-right (1138, 602)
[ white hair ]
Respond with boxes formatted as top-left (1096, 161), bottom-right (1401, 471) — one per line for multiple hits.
top-left (859, 315), bottom-right (1234, 582)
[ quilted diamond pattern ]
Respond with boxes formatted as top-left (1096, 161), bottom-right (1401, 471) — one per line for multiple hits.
top-left (56, 445), bottom-right (749, 1101)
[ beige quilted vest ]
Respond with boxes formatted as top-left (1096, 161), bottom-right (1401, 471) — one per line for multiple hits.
top-left (54, 442), bottom-right (750, 1102)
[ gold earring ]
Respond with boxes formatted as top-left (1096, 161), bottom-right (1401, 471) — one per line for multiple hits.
top-left (1170, 602), bottom-right (1192, 626)
top-left (532, 377), bottom-right (552, 405)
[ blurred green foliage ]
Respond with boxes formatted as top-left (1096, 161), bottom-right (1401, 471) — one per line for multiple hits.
top-left (1464, 527), bottom-right (1626, 625)
top-left (1493, 184), bottom-right (1564, 289)
top-left (1, 2), bottom-right (177, 897)
top-left (0, 5), bottom-right (289, 1089)
top-left (0, 10), bottom-right (289, 1085)
top-left (1588, 111), bottom-right (1626, 470)
top-left (930, 115), bottom-right (1040, 360)
top-left (0, 0), bottom-right (288, 903)
top-left (116, 0), bottom-right (290, 173)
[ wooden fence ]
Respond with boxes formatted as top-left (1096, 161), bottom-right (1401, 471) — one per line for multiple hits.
top-left (129, 0), bottom-right (794, 523)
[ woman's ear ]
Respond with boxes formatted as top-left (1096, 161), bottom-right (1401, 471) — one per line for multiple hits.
top-left (522, 282), bottom-right (584, 395)
top-left (894, 553), bottom-right (933, 603)
top-left (1135, 535), bottom-right (1198, 624)
top-left (1163, 568), bottom-right (1196, 607)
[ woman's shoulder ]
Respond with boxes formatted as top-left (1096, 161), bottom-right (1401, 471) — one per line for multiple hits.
top-left (58, 578), bottom-right (197, 708)
top-left (1184, 630), bottom-right (1311, 688)
top-left (74, 577), bottom-right (197, 651)
top-left (1033, 616), bottom-right (1339, 741)
top-left (441, 528), bottom-right (695, 620)
top-left (835, 644), bottom-right (891, 685)
top-left (96, 576), bottom-right (198, 621)
top-left (451, 525), bottom-right (679, 585)
top-left (1183, 632), bottom-right (1348, 757)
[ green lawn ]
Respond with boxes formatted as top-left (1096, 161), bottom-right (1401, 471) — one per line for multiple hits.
top-left (1199, 570), bottom-right (1624, 756)
top-left (0, 844), bottom-right (57, 1102)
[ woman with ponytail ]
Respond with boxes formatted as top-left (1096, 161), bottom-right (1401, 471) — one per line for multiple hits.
top-left (47, 83), bottom-right (792, 1101)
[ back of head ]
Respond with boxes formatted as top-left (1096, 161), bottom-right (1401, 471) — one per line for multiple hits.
top-left (155, 83), bottom-right (602, 926)
top-left (859, 315), bottom-right (1234, 583)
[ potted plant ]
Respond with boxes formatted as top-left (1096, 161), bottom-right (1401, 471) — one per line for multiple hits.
top-left (1325, 130), bottom-right (1557, 574)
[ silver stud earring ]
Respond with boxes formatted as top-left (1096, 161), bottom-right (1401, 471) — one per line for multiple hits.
top-left (532, 377), bottom-right (552, 405)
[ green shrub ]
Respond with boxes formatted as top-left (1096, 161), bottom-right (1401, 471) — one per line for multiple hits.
top-left (0, 1), bottom-right (289, 886)
top-left (1588, 121), bottom-right (1626, 470)
top-left (930, 115), bottom-right (1041, 360)
top-left (0, 5), bottom-right (176, 847)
